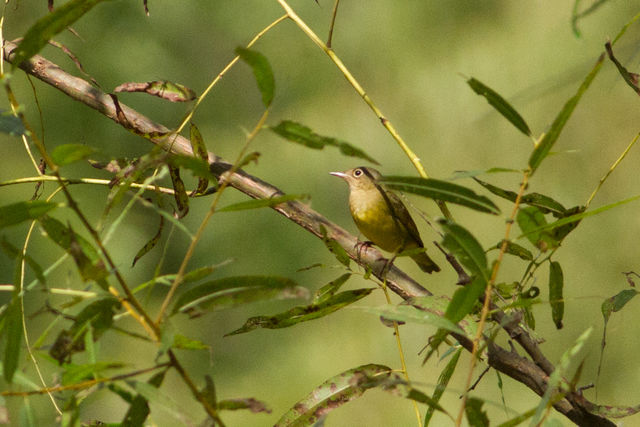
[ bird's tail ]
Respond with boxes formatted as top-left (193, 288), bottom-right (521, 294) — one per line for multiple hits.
top-left (410, 251), bottom-right (440, 274)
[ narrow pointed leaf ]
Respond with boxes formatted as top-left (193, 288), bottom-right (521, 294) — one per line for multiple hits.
top-left (3, 298), bottom-right (23, 383)
top-left (382, 176), bottom-right (500, 215)
top-left (605, 41), bottom-right (640, 95)
top-left (0, 238), bottom-right (46, 284)
top-left (445, 276), bottom-right (487, 324)
top-left (425, 348), bottom-right (462, 426)
top-left (51, 144), bottom-right (95, 166)
top-left (189, 123), bottom-right (209, 195)
top-left (439, 219), bottom-right (489, 280)
top-left (132, 215), bottom-right (163, 267)
top-left (356, 305), bottom-right (464, 335)
top-left (548, 261), bottom-right (564, 329)
top-left (218, 194), bottom-right (309, 212)
top-left (173, 276), bottom-right (309, 316)
top-left (236, 47), bottom-right (275, 108)
top-left (274, 364), bottom-right (392, 427)
top-left (11, 0), bottom-right (106, 67)
top-left (467, 77), bottom-right (531, 136)
top-left (121, 370), bottom-right (166, 427)
top-left (313, 273), bottom-right (352, 304)
top-left (473, 178), bottom-right (566, 216)
top-left (529, 54), bottom-right (604, 174)
top-left (0, 201), bottom-right (59, 228)
top-left (270, 120), bottom-right (379, 164)
top-left (465, 398), bottom-right (489, 427)
top-left (495, 239), bottom-right (533, 261)
top-left (226, 288), bottom-right (373, 335)
top-left (167, 155), bottom-right (215, 183)
top-left (320, 226), bottom-right (351, 267)
top-left (168, 165), bottom-right (189, 218)
top-left (61, 362), bottom-right (124, 386)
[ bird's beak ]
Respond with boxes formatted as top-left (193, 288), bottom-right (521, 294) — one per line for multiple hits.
top-left (329, 171), bottom-right (348, 179)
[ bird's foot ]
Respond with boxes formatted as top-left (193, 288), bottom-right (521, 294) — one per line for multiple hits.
top-left (354, 240), bottom-right (375, 262)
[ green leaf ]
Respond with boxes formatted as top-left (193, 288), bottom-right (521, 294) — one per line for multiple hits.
top-left (494, 239), bottom-right (533, 261)
top-left (381, 176), bottom-right (500, 215)
top-left (11, 0), bottom-right (107, 68)
top-left (274, 364), bottom-right (392, 426)
top-left (528, 54), bottom-right (604, 174)
top-left (168, 164), bottom-right (189, 218)
top-left (3, 297), bottom-right (23, 383)
top-left (173, 276), bottom-right (309, 316)
top-left (236, 47), bottom-right (275, 108)
top-left (320, 226), bottom-right (351, 268)
top-left (166, 154), bottom-right (215, 183)
top-left (172, 334), bottom-right (209, 351)
top-left (473, 178), bottom-right (567, 216)
top-left (132, 380), bottom-right (194, 425)
top-left (39, 216), bottom-right (109, 286)
top-left (467, 77), bottom-right (531, 137)
top-left (226, 288), bottom-right (373, 335)
top-left (313, 273), bottom-right (352, 304)
top-left (445, 276), bottom-right (487, 324)
top-left (0, 237), bottom-right (46, 284)
top-left (439, 220), bottom-right (489, 281)
top-left (465, 397), bottom-right (489, 427)
top-left (61, 362), bottom-right (124, 386)
top-left (356, 304), bottom-right (464, 335)
top-left (189, 123), bottom-right (209, 195)
top-left (218, 398), bottom-right (271, 413)
top-left (0, 109), bottom-right (26, 136)
top-left (51, 144), bottom-right (95, 166)
top-left (113, 80), bottom-right (197, 102)
top-left (605, 41), bottom-right (640, 95)
top-left (270, 120), bottom-right (379, 164)
top-left (424, 348), bottom-right (462, 426)
top-left (548, 261), bottom-right (564, 329)
top-left (218, 194), bottom-right (309, 212)
top-left (132, 215), bottom-right (163, 267)
top-left (516, 206), bottom-right (556, 252)
top-left (532, 327), bottom-right (593, 425)
top-left (121, 370), bottom-right (166, 427)
top-left (0, 200), bottom-right (59, 228)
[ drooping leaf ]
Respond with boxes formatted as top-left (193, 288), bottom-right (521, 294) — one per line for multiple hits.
top-left (313, 273), bottom-right (352, 304)
top-left (3, 297), bottom-right (23, 383)
top-left (548, 261), bottom-right (564, 329)
top-left (61, 362), bottom-right (124, 386)
top-left (236, 47), bottom-right (275, 108)
top-left (0, 200), bottom-right (59, 228)
top-left (424, 348), bottom-right (462, 426)
top-left (173, 276), bottom-right (309, 316)
top-left (0, 110), bottom-right (26, 136)
top-left (51, 144), bottom-right (95, 166)
top-left (270, 120), bottom-right (379, 164)
top-left (467, 77), bottom-right (531, 136)
top-left (225, 288), bottom-right (373, 335)
top-left (381, 176), bottom-right (500, 215)
top-left (218, 398), bottom-right (271, 413)
top-left (132, 215), bottom-right (163, 267)
top-left (120, 370), bottom-right (166, 427)
top-left (439, 219), bottom-right (489, 281)
top-left (529, 54), bottom-right (604, 174)
top-left (189, 123), bottom-right (209, 195)
top-left (320, 226), bottom-right (351, 268)
top-left (11, 0), bottom-right (107, 68)
top-left (218, 194), bottom-right (309, 212)
top-left (167, 154), bottom-right (216, 183)
top-left (114, 81), bottom-right (197, 102)
top-left (168, 164), bottom-right (189, 218)
top-left (605, 41), bottom-right (640, 95)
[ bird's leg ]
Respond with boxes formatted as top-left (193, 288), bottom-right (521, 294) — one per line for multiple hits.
top-left (354, 240), bottom-right (375, 262)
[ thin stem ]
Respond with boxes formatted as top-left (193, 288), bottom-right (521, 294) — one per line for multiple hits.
top-left (173, 14), bottom-right (287, 137)
top-left (155, 108), bottom-right (271, 324)
top-left (455, 171), bottom-right (530, 426)
top-left (0, 175), bottom-right (177, 194)
top-left (326, 0), bottom-right (340, 48)
top-left (381, 278), bottom-right (423, 427)
top-left (585, 132), bottom-right (639, 209)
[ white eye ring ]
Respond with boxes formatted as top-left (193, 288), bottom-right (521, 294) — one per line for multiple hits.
top-left (354, 169), bottom-right (362, 177)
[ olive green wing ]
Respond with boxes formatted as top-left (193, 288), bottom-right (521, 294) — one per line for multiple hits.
top-left (377, 185), bottom-right (424, 248)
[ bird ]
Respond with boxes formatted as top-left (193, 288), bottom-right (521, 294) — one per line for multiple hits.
top-left (330, 166), bottom-right (440, 273)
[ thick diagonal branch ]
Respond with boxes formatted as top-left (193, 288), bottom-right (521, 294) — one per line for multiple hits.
top-left (3, 42), bottom-right (613, 426)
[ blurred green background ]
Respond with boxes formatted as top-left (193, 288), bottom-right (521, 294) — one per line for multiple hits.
top-left (2, 1), bottom-right (640, 425)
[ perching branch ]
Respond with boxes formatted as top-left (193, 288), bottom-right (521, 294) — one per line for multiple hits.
top-left (2, 41), bottom-right (615, 427)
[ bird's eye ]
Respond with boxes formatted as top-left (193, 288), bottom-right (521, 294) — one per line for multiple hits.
top-left (354, 169), bottom-right (362, 177)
